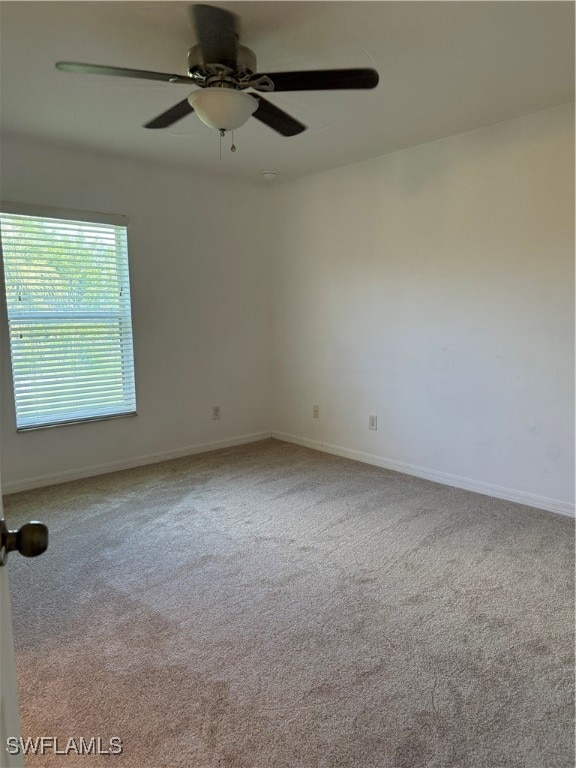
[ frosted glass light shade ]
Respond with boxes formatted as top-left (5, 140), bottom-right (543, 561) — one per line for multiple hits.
top-left (188, 89), bottom-right (258, 131)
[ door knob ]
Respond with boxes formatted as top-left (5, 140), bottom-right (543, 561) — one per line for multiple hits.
top-left (0, 520), bottom-right (48, 565)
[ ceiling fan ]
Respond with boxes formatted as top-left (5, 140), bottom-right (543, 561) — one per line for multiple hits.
top-left (56, 4), bottom-right (379, 137)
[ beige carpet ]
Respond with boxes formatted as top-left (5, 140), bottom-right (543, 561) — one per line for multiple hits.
top-left (3, 439), bottom-right (574, 768)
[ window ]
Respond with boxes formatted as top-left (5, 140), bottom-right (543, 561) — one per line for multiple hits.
top-left (0, 204), bottom-right (136, 430)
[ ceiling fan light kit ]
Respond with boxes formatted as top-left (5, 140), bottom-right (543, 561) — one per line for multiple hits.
top-left (55, 3), bottom-right (379, 140)
top-left (188, 89), bottom-right (258, 131)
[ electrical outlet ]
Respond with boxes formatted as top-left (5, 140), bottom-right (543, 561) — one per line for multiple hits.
top-left (212, 405), bottom-right (221, 420)
top-left (369, 414), bottom-right (378, 431)
top-left (312, 405), bottom-right (320, 419)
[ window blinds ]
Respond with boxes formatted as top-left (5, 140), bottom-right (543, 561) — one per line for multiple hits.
top-left (0, 209), bottom-right (136, 430)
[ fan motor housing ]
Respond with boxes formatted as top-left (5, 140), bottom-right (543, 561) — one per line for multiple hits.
top-left (187, 44), bottom-right (257, 79)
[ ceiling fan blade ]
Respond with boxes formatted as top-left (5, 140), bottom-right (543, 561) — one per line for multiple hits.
top-left (252, 95), bottom-right (306, 137)
top-left (260, 68), bottom-right (379, 92)
top-left (144, 99), bottom-right (195, 129)
top-left (191, 5), bottom-right (238, 68)
top-left (56, 61), bottom-right (193, 85)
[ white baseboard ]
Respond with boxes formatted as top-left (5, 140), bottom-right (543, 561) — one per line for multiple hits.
top-left (272, 431), bottom-right (575, 518)
top-left (4, 428), bottom-right (573, 518)
top-left (2, 431), bottom-right (273, 495)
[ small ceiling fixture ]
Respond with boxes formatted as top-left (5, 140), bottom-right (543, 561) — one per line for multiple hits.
top-left (261, 171), bottom-right (280, 182)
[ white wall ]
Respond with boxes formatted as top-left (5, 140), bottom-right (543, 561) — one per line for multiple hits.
top-left (271, 104), bottom-right (574, 513)
top-left (2, 105), bottom-right (573, 514)
top-left (1, 136), bottom-right (272, 489)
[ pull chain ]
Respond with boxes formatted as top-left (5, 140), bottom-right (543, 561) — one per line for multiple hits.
top-left (217, 129), bottom-right (238, 157)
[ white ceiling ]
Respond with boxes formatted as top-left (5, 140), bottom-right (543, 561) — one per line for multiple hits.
top-left (1, 1), bottom-right (574, 184)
